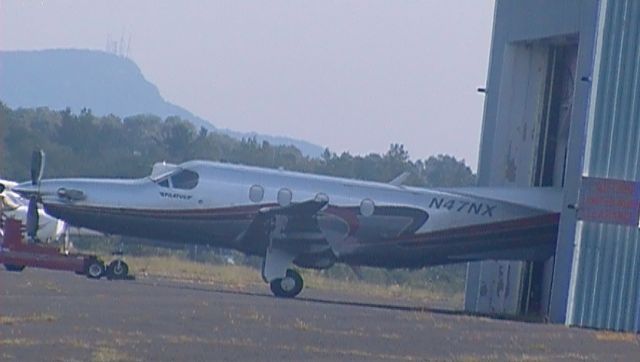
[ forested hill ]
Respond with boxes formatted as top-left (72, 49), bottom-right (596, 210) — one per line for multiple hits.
top-left (0, 49), bottom-right (323, 157)
top-left (0, 50), bottom-right (204, 127)
top-left (0, 104), bottom-right (475, 188)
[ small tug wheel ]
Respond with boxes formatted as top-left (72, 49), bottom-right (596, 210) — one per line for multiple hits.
top-left (4, 264), bottom-right (26, 272)
top-left (107, 260), bottom-right (129, 280)
top-left (86, 260), bottom-right (105, 279)
top-left (269, 269), bottom-right (304, 298)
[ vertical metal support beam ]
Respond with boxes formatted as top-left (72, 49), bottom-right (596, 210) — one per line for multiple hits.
top-left (464, 262), bottom-right (482, 311)
top-left (548, 0), bottom-right (602, 324)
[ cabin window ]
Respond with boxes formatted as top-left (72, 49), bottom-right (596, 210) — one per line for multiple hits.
top-left (277, 188), bottom-right (292, 207)
top-left (360, 199), bottom-right (375, 217)
top-left (249, 185), bottom-right (264, 203)
top-left (171, 169), bottom-right (199, 190)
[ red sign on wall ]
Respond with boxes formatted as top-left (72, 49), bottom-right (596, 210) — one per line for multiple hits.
top-left (578, 177), bottom-right (640, 226)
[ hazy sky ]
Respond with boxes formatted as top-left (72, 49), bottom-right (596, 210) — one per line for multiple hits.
top-left (1, 1), bottom-right (494, 169)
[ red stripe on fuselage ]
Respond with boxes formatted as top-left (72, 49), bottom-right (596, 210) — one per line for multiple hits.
top-left (378, 213), bottom-right (560, 247)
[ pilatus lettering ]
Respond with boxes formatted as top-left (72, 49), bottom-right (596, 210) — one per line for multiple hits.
top-left (159, 192), bottom-right (193, 200)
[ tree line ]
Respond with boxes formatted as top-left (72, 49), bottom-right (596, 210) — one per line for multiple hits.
top-left (0, 102), bottom-right (476, 293)
top-left (0, 103), bottom-right (475, 188)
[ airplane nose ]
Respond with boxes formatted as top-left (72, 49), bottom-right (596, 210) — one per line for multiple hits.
top-left (11, 183), bottom-right (39, 197)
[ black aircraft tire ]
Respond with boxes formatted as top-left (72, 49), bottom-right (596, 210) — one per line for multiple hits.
top-left (4, 264), bottom-right (26, 272)
top-left (107, 260), bottom-right (129, 280)
top-left (86, 260), bottom-right (105, 279)
top-left (269, 269), bottom-right (304, 298)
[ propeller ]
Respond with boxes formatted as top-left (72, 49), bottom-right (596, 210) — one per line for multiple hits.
top-left (31, 150), bottom-right (45, 186)
top-left (26, 150), bottom-right (45, 240)
top-left (26, 196), bottom-right (39, 239)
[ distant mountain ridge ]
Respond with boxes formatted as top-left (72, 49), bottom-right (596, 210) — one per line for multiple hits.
top-left (0, 49), bottom-right (323, 157)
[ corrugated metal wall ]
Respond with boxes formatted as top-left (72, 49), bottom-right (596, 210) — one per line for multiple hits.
top-left (567, 0), bottom-right (640, 332)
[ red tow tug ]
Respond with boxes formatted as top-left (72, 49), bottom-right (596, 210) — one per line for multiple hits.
top-left (0, 218), bottom-right (107, 278)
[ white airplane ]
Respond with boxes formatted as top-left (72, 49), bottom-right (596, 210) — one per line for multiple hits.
top-left (3, 151), bottom-right (562, 297)
top-left (0, 178), bottom-right (65, 242)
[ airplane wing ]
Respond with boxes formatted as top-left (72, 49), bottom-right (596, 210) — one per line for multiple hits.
top-left (258, 199), bottom-right (328, 217)
top-left (240, 198), bottom-right (330, 255)
top-left (239, 198), bottom-right (337, 283)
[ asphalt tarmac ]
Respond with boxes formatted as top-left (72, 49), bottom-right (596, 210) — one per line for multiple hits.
top-left (1, 268), bottom-right (639, 361)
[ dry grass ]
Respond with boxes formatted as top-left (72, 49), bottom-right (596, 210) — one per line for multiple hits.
top-left (60, 338), bottom-right (92, 350)
top-left (505, 353), bottom-right (548, 361)
top-left (293, 317), bottom-right (311, 331)
top-left (91, 346), bottom-right (137, 362)
top-left (0, 338), bottom-right (39, 346)
top-left (300, 344), bottom-right (417, 361)
top-left (381, 332), bottom-right (401, 340)
top-left (127, 255), bottom-right (462, 305)
top-left (159, 334), bottom-right (257, 348)
top-left (0, 312), bottom-right (58, 325)
top-left (303, 271), bottom-right (464, 305)
top-left (128, 256), bottom-right (262, 288)
top-left (594, 331), bottom-right (639, 343)
top-left (241, 308), bottom-right (268, 323)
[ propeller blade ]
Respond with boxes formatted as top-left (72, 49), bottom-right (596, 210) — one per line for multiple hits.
top-left (26, 197), bottom-right (39, 239)
top-left (30, 150), bottom-right (45, 186)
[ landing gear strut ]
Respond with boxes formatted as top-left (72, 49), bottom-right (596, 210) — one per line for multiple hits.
top-left (270, 269), bottom-right (304, 298)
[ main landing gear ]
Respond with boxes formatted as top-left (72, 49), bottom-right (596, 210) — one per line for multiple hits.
top-left (83, 255), bottom-right (129, 280)
top-left (105, 248), bottom-right (130, 280)
top-left (262, 244), bottom-right (305, 298)
top-left (270, 269), bottom-right (304, 298)
top-left (85, 258), bottom-right (105, 279)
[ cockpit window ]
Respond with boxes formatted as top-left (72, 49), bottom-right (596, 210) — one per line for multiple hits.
top-left (170, 169), bottom-right (199, 190)
top-left (157, 178), bottom-right (170, 188)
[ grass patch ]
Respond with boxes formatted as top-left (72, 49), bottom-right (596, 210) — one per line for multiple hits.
top-left (92, 346), bottom-right (137, 362)
top-left (126, 255), bottom-right (462, 305)
top-left (594, 331), bottom-right (638, 343)
top-left (0, 338), bottom-right (39, 346)
top-left (128, 256), bottom-right (262, 288)
top-left (0, 312), bottom-right (58, 325)
top-left (303, 271), bottom-right (463, 305)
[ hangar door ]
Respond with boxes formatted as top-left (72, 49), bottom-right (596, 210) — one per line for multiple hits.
top-left (467, 38), bottom-right (577, 317)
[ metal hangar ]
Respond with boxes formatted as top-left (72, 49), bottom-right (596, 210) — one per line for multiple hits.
top-left (464, 0), bottom-right (640, 332)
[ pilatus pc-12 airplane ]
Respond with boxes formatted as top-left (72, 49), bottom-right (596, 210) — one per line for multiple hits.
top-left (3, 151), bottom-right (561, 298)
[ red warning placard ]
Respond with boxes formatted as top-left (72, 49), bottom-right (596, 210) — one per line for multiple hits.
top-left (578, 176), bottom-right (640, 226)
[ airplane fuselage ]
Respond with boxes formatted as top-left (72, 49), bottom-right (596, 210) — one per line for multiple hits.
top-left (13, 161), bottom-right (560, 269)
